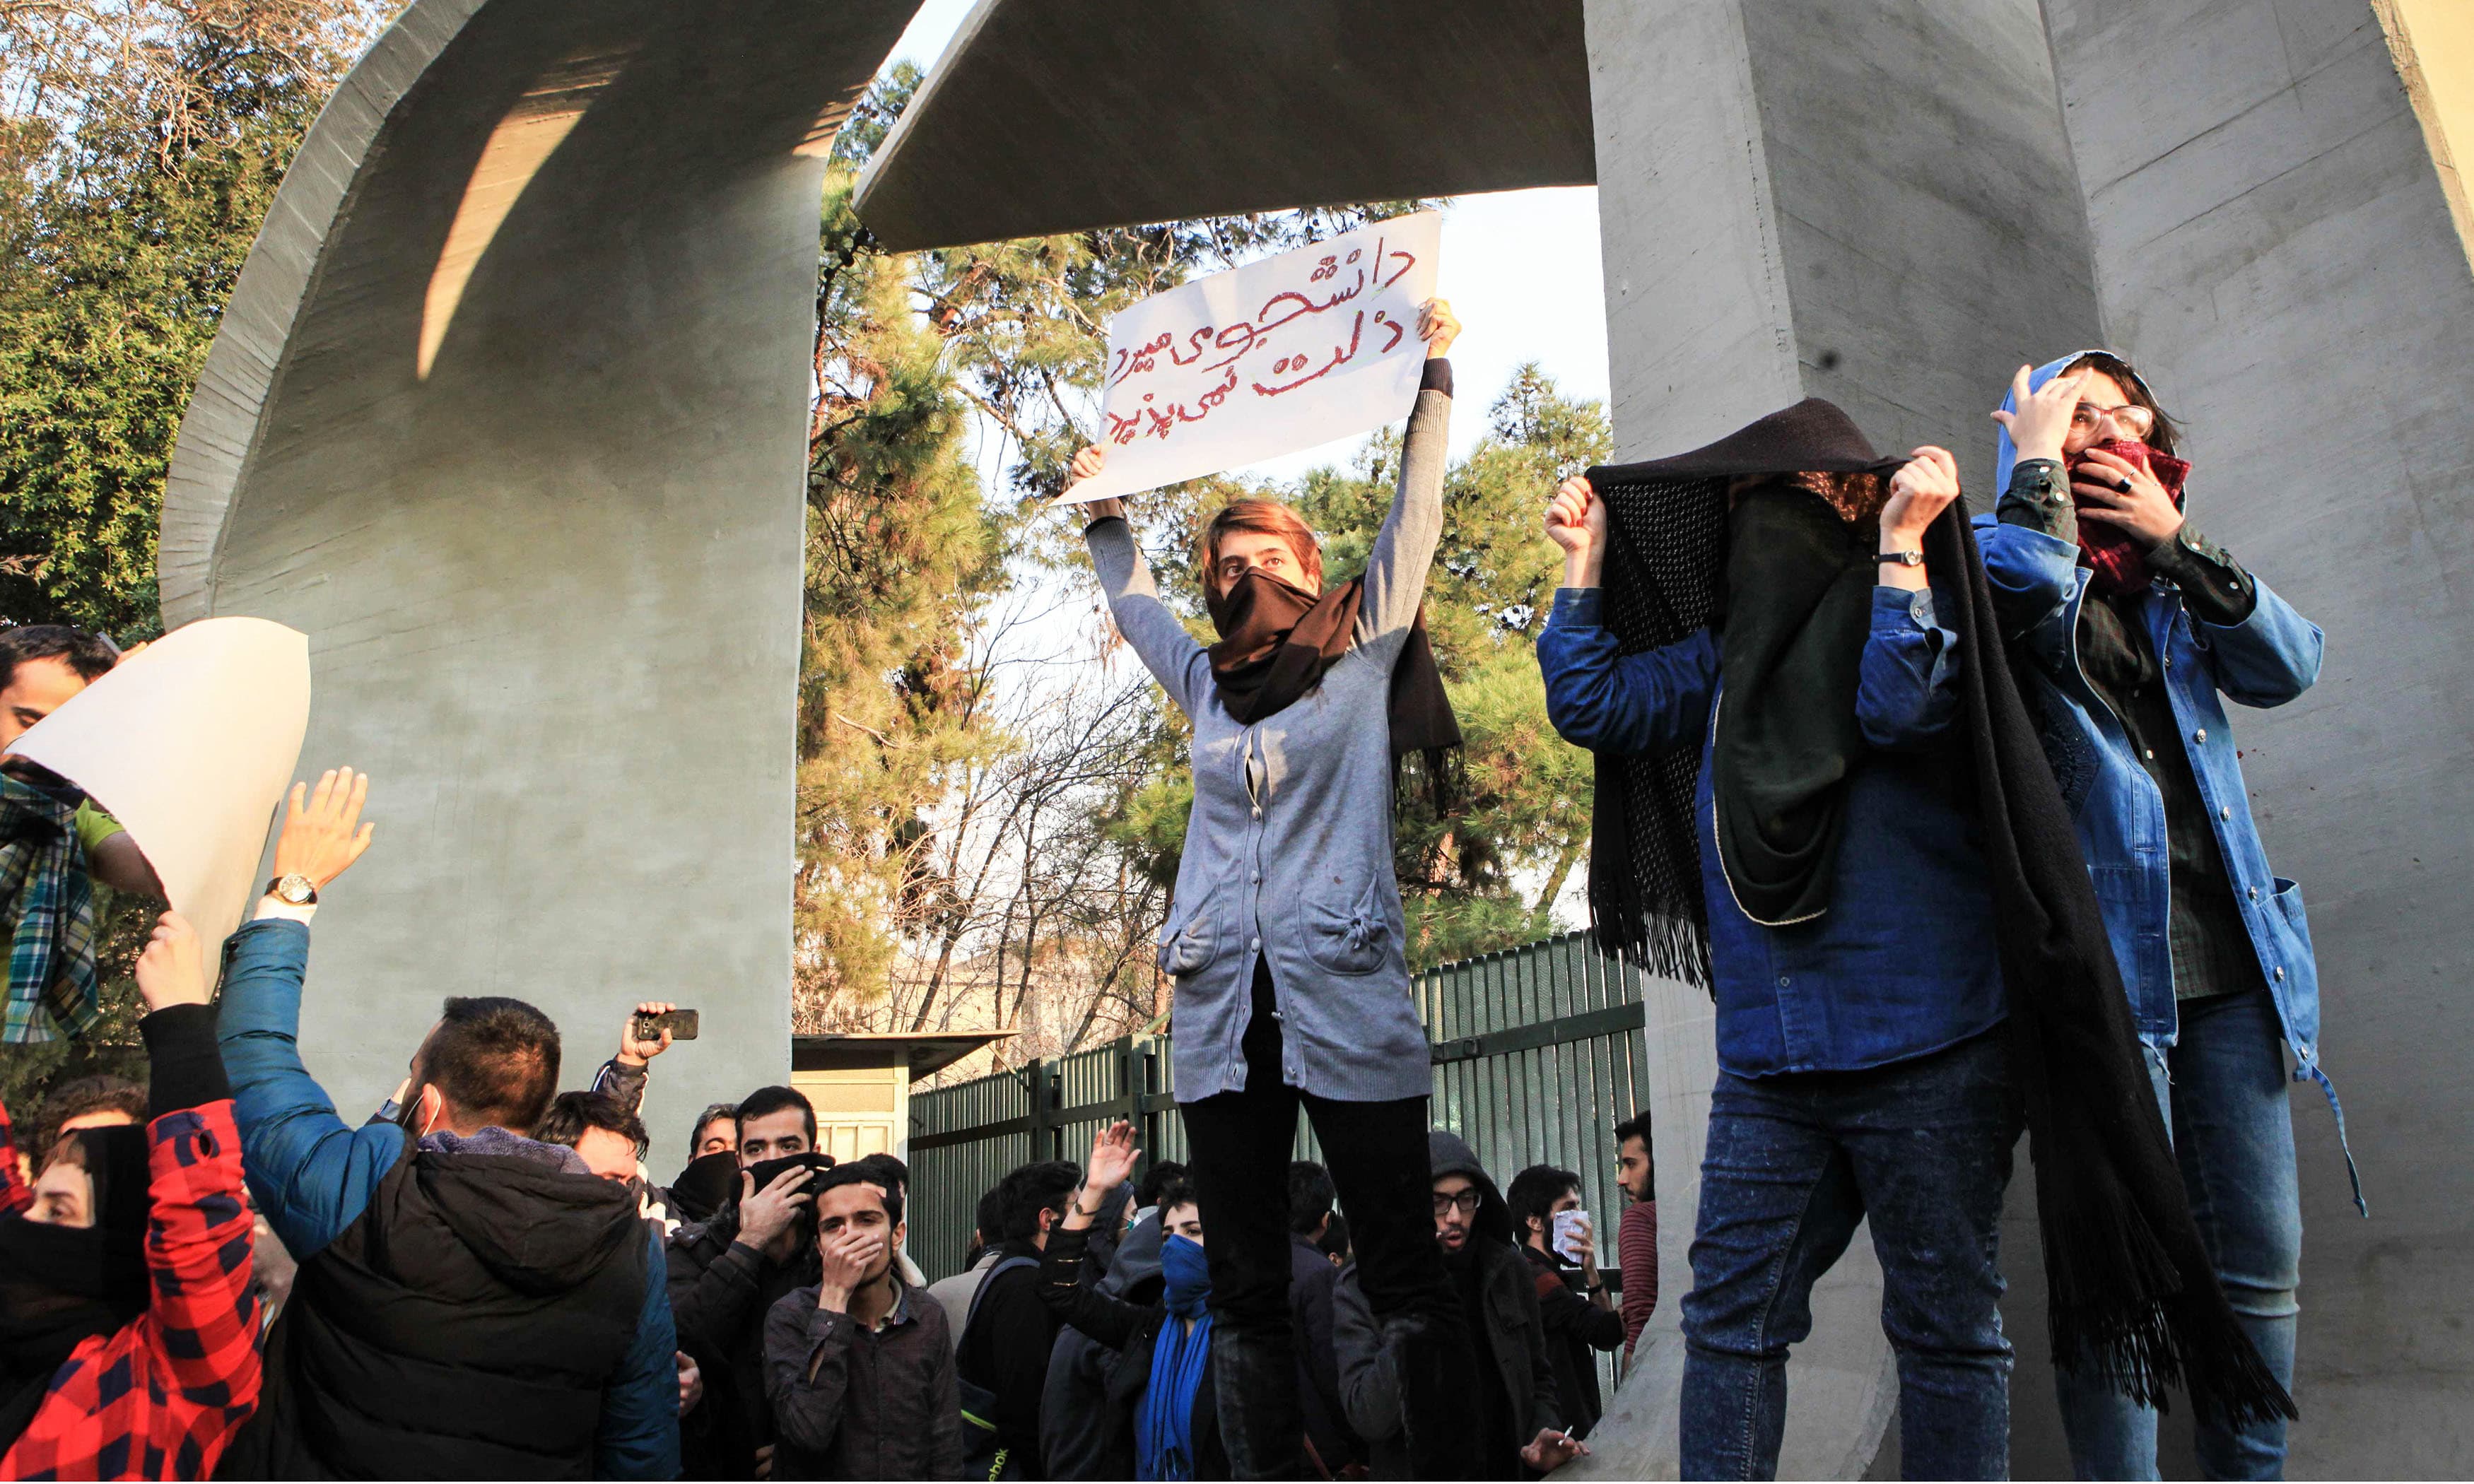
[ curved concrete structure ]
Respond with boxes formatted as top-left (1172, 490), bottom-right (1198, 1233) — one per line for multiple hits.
top-left (162, 0), bottom-right (919, 1160)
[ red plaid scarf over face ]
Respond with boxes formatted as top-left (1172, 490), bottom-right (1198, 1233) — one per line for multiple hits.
top-left (2069, 438), bottom-right (2191, 598)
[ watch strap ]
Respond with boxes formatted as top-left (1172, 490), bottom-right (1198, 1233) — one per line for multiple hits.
top-left (1876, 548), bottom-right (1925, 567)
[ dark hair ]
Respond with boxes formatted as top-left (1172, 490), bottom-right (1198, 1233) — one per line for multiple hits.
top-left (1613, 1113), bottom-right (1651, 1150)
top-left (1505, 1164), bottom-right (1583, 1243)
top-left (735, 1085), bottom-right (816, 1145)
top-left (814, 1161), bottom-right (903, 1229)
top-left (33, 1075), bottom-right (147, 1166)
top-left (852, 1152), bottom-right (909, 1193)
top-left (0, 625), bottom-right (119, 695)
top-left (1153, 1178), bottom-right (1200, 1220)
top-left (965, 1184), bottom-right (1007, 1266)
top-left (1286, 1160), bottom-right (1337, 1235)
top-left (1317, 1212), bottom-right (1352, 1263)
top-left (1135, 1159), bottom-right (1187, 1211)
top-left (992, 1160), bottom-right (1081, 1243)
top-left (420, 997), bottom-right (562, 1133)
top-left (2060, 351), bottom-right (2181, 457)
top-left (688, 1102), bottom-right (739, 1161)
top-left (534, 1090), bottom-right (648, 1160)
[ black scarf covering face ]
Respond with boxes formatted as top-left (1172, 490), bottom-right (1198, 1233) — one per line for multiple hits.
top-left (1584, 398), bottom-right (1906, 981)
top-left (1708, 485), bottom-right (1878, 927)
top-left (0, 1124), bottom-right (151, 1452)
top-left (1585, 396), bottom-right (2294, 1423)
top-left (1203, 567), bottom-right (1462, 766)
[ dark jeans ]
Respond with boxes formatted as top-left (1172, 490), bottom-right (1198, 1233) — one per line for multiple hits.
top-left (1680, 1029), bottom-right (2020, 1481)
top-left (2055, 989), bottom-right (2301, 1480)
top-left (1182, 962), bottom-right (1461, 1433)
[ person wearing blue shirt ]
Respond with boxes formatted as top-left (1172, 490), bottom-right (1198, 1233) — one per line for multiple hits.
top-left (1982, 353), bottom-right (2352, 1480)
top-left (1535, 408), bottom-right (2019, 1480)
top-left (214, 767), bottom-right (680, 1480)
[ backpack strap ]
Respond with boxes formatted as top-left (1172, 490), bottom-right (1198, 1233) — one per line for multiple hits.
top-left (960, 1255), bottom-right (1041, 1354)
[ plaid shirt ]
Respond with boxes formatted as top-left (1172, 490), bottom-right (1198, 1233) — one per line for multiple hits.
top-left (0, 1096), bottom-right (264, 1480)
top-left (0, 775), bottom-right (99, 1044)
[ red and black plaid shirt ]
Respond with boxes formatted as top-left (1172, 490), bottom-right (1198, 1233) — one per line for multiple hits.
top-left (0, 1096), bottom-right (263, 1480)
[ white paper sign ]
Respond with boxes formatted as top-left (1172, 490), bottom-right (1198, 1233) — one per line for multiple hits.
top-left (7, 617), bottom-right (311, 958)
top-left (1062, 210), bottom-right (1442, 505)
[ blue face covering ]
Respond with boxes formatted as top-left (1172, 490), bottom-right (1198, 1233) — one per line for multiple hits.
top-left (1138, 1234), bottom-right (1215, 1481)
top-left (1159, 1232), bottom-right (1212, 1318)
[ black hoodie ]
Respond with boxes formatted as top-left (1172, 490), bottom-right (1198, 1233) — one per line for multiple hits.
top-left (1332, 1131), bottom-right (1561, 1479)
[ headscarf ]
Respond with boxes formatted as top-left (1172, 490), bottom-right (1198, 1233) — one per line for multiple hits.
top-left (1990, 353), bottom-right (2191, 598)
top-left (0, 768), bottom-right (100, 1044)
top-left (1579, 398), bottom-right (1908, 977)
top-left (1202, 567), bottom-right (1462, 789)
top-left (1590, 396), bottom-right (2295, 1425)
top-left (0, 1124), bottom-right (151, 1450)
top-left (1135, 1234), bottom-right (1214, 1482)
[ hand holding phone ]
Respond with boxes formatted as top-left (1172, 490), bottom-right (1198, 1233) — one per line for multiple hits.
top-left (1551, 1208), bottom-right (1593, 1265)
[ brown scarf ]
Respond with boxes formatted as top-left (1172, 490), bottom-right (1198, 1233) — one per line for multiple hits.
top-left (1203, 569), bottom-right (1461, 764)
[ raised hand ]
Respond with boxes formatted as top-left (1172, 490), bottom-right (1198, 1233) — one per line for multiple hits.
top-left (1989, 364), bottom-right (2087, 466)
top-left (2071, 444), bottom-right (2183, 546)
top-left (1417, 297), bottom-right (1460, 358)
top-left (618, 1001), bottom-right (676, 1066)
top-left (1881, 447), bottom-right (1962, 548)
top-left (134, 911), bottom-right (208, 1011)
top-left (1064, 445), bottom-right (1125, 522)
top-left (273, 767), bottom-right (374, 889)
top-left (1082, 1119), bottom-right (1142, 1196)
top-left (1544, 476), bottom-right (1604, 558)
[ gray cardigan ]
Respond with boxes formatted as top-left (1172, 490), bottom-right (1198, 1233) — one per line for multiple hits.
top-left (1084, 371), bottom-right (1451, 1102)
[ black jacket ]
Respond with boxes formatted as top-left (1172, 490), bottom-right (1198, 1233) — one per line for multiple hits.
top-left (955, 1238), bottom-right (1062, 1477)
top-left (1289, 1234), bottom-right (1361, 1475)
top-left (1332, 1133), bottom-right (1560, 1478)
top-left (1041, 1213), bottom-right (1163, 1479)
top-left (1036, 1226), bottom-right (1225, 1480)
top-left (1520, 1244), bottom-right (1623, 1439)
top-left (227, 1146), bottom-right (649, 1479)
top-left (667, 1205), bottom-right (821, 1480)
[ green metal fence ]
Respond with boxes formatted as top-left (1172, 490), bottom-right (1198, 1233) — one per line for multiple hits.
top-left (908, 931), bottom-right (1653, 1283)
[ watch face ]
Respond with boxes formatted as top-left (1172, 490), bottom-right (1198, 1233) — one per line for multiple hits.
top-left (277, 875), bottom-right (315, 904)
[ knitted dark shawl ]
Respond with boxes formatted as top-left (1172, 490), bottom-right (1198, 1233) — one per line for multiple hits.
top-left (1585, 396), bottom-right (2294, 1423)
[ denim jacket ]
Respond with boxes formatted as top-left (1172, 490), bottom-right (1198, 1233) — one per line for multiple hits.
top-left (1974, 509), bottom-right (2362, 1211)
top-left (1538, 583), bottom-right (2005, 1078)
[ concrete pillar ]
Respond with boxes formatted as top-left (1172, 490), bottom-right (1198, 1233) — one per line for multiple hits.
top-left (160, 0), bottom-right (918, 1160)
top-left (1569, 0), bottom-right (2102, 1473)
top-left (2034, 1), bottom-right (2474, 1474)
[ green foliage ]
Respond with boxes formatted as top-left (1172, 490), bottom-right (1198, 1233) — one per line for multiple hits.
top-left (0, 33), bottom-right (333, 635)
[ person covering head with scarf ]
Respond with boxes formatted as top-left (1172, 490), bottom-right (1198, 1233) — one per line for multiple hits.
top-left (1538, 395), bottom-right (2288, 1478)
top-left (0, 909), bottom-right (264, 1479)
top-left (1066, 298), bottom-right (1487, 1480)
top-left (1137, 1233), bottom-right (1217, 1482)
top-left (1983, 353), bottom-right (2339, 1478)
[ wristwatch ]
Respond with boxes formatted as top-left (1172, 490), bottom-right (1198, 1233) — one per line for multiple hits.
top-left (1876, 548), bottom-right (1925, 567)
top-left (266, 873), bottom-right (319, 907)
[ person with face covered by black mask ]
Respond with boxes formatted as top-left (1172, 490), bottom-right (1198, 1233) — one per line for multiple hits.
top-left (1061, 299), bottom-right (1482, 1480)
top-left (0, 909), bottom-right (260, 1479)
top-left (666, 1088), bottom-right (831, 1480)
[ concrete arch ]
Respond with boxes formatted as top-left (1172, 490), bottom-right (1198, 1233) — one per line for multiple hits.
top-left (160, 0), bottom-right (920, 1158)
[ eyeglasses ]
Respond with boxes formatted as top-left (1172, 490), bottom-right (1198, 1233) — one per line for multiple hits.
top-left (1431, 1189), bottom-right (1482, 1216)
top-left (2070, 401), bottom-right (2155, 440)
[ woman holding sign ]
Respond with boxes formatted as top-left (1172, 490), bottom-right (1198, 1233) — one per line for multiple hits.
top-left (1067, 298), bottom-right (1511, 1480)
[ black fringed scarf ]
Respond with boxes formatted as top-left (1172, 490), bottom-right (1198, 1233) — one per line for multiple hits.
top-left (1584, 396), bottom-right (2295, 1425)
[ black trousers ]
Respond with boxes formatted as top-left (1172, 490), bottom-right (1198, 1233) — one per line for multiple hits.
top-left (1181, 960), bottom-right (1458, 1341)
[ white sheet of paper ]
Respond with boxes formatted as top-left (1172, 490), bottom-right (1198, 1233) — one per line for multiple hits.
top-left (7, 617), bottom-right (311, 959)
top-left (1060, 210), bottom-right (1442, 505)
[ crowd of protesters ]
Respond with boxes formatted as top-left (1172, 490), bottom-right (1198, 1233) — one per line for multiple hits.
top-left (0, 324), bottom-right (2343, 1483)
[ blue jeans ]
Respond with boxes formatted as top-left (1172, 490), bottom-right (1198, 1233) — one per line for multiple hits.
top-left (1680, 1030), bottom-right (2020, 1480)
top-left (2055, 989), bottom-right (2302, 1480)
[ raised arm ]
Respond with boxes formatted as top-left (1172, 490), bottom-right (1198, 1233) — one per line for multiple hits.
top-left (216, 768), bottom-right (398, 1261)
top-left (1352, 299), bottom-right (1458, 659)
top-left (1535, 476), bottom-right (1718, 754)
top-left (1039, 1120), bottom-right (1147, 1348)
top-left (1859, 449), bottom-right (1966, 749)
top-left (1081, 513), bottom-right (1211, 717)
